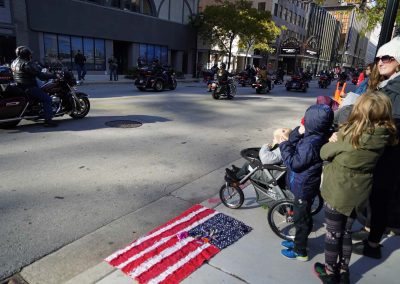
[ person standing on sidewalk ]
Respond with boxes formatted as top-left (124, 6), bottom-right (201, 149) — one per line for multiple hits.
top-left (74, 50), bottom-right (86, 81)
top-left (279, 104), bottom-right (334, 262)
top-left (314, 92), bottom-right (397, 284)
top-left (108, 55), bottom-right (118, 81)
top-left (352, 37), bottom-right (400, 259)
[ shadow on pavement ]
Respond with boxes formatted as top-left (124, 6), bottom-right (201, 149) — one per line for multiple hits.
top-left (0, 115), bottom-right (171, 133)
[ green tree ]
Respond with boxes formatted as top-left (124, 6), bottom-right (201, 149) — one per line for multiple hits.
top-left (238, 8), bottom-right (282, 66)
top-left (190, 0), bottom-right (281, 70)
top-left (355, 0), bottom-right (400, 32)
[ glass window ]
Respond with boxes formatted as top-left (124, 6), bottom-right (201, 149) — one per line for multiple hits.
top-left (94, 39), bottom-right (105, 70)
top-left (43, 33), bottom-right (58, 64)
top-left (279, 5), bottom-right (282, 18)
top-left (130, 0), bottom-right (139, 12)
top-left (83, 37), bottom-right (94, 70)
top-left (147, 45), bottom-right (155, 61)
top-left (154, 46), bottom-right (160, 61)
top-left (111, 0), bottom-right (121, 8)
top-left (258, 3), bottom-right (266, 11)
top-left (142, 0), bottom-right (153, 15)
top-left (139, 44), bottom-right (147, 64)
top-left (161, 47), bottom-right (168, 65)
top-left (71, 36), bottom-right (83, 58)
top-left (58, 35), bottom-right (72, 69)
top-left (274, 4), bottom-right (278, 16)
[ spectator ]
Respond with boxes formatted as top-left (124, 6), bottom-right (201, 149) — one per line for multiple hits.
top-left (279, 104), bottom-right (334, 262)
top-left (108, 55), bottom-right (118, 81)
top-left (74, 50), bottom-right (86, 81)
top-left (353, 36), bottom-right (400, 259)
top-left (314, 92), bottom-right (398, 284)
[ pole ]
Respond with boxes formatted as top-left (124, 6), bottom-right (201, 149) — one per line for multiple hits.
top-left (377, 0), bottom-right (400, 51)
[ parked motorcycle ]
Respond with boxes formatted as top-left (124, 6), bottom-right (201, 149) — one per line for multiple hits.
top-left (0, 65), bottom-right (90, 128)
top-left (285, 75), bottom-right (308, 92)
top-left (135, 65), bottom-right (177, 91)
top-left (210, 77), bottom-right (237, 100)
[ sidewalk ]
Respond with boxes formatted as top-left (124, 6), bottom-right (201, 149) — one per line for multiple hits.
top-left (78, 75), bottom-right (201, 85)
top-left (13, 156), bottom-right (399, 284)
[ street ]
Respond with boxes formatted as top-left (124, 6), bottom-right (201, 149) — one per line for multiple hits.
top-left (0, 80), bottom-right (348, 280)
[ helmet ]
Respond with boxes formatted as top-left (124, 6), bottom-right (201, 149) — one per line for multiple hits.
top-left (261, 65), bottom-right (267, 70)
top-left (16, 46), bottom-right (32, 60)
top-left (220, 62), bottom-right (226, 69)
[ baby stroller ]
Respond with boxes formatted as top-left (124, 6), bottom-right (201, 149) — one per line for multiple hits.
top-left (220, 147), bottom-right (323, 240)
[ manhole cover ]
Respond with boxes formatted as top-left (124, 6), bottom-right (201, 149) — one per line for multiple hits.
top-left (105, 120), bottom-right (143, 128)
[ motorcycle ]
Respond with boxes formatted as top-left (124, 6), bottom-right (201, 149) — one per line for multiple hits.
top-left (251, 76), bottom-right (271, 94)
top-left (236, 71), bottom-right (253, 87)
top-left (351, 75), bottom-right (358, 85)
top-left (318, 75), bottom-right (330, 89)
top-left (210, 77), bottom-right (237, 100)
top-left (0, 65), bottom-right (90, 128)
top-left (135, 65), bottom-right (177, 91)
top-left (285, 75), bottom-right (308, 92)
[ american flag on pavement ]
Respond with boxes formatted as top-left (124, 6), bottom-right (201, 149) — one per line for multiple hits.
top-left (105, 204), bottom-right (252, 284)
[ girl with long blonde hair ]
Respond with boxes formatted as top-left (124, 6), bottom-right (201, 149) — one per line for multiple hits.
top-left (314, 92), bottom-right (397, 284)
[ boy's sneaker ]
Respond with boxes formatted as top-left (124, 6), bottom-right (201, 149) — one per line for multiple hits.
top-left (281, 248), bottom-right (308, 261)
top-left (313, 262), bottom-right (337, 284)
top-left (281, 240), bottom-right (295, 249)
top-left (353, 239), bottom-right (382, 259)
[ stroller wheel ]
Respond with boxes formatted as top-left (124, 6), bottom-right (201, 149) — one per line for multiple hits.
top-left (219, 183), bottom-right (244, 209)
top-left (267, 199), bottom-right (296, 240)
top-left (311, 192), bottom-right (324, 216)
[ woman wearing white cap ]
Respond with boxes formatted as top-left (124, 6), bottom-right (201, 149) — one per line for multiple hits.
top-left (353, 37), bottom-right (400, 259)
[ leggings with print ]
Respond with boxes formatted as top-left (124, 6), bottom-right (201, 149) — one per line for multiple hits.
top-left (324, 203), bottom-right (356, 273)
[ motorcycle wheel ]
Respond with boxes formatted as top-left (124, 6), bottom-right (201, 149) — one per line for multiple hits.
top-left (70, 96), bottom-right (90, 119)
top-left (153, 80), bottom-right (164, 92)
top-left (169, 79), bottom-right (177, 90)
top-left (0, 120), bottom-right (21, 129)
top-left (286, 87), bottom-right (291, 91)
top-left (256, 88), bottom-right (262, 94)
top-left (212, 89), bottom-right (219, 100)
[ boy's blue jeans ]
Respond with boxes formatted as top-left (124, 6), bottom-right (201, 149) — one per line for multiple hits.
top-left (293, 198), bottom-right (313, 255)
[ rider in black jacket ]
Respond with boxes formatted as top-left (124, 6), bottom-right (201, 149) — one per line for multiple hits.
top-left (217, 63), bottom-right (233, 96)
top-left (11, 46), bottom-right (57, 127)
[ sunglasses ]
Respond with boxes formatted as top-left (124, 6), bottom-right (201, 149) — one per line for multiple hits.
top-left (374, 55), bottom-right (395, 64)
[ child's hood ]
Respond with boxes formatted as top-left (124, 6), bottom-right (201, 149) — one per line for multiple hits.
top-left (359, 127), bottom-right (392, 150)
top-left (304, 104), bottom-right (334, 136)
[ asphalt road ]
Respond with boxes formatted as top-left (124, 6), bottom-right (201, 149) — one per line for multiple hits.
top-left (0, 80), bottom-right (349, 280)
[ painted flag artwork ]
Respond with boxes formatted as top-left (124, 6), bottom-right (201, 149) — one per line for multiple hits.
top-left (105, 204), bottom-right (252, 284)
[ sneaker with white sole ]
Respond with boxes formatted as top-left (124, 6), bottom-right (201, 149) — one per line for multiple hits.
top-left (281, 240), bottom-right (295, 249)
top-left (281, 248), bottom-right (308, 261)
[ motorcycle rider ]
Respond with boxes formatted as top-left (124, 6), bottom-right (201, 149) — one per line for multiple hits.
top-left (207, 63), bottom-right (219, 92)
top-left (11, 46), bottom-right (58, 127)
top-left (217, 62), bottom-right (233, 96)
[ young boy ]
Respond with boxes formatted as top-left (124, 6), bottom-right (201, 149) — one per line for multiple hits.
top-left (279, 104), bottom-right (334, 261)
top-left (225, 128), bottom-right (292, 183)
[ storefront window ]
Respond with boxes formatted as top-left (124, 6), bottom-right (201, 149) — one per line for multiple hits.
top-left (94, 39), bottom-right (105, 70)
top-left (58, 35), bottom-right (72, 69)
top-left (160, 47), bottom-right (168, 65)
top-left (154, 46), bottom-right (160, 61)
top-left (142, 0), bottom-right (152, 15)
top-left (83, 37), bottom-right (94, 70)
top-left (71, 37), bottom-right (83, 58)
top-left (43, 33), bottom-right (58, 64)
top-left (147, 45), bottom-right (155, 61)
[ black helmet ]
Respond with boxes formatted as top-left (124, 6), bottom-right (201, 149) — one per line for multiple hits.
top-left (220, 62), bottom-right (226, 69)
top-left (16, 46), bottom-right (32, 60)
top-left (261, 65), bottom-right (267, 70)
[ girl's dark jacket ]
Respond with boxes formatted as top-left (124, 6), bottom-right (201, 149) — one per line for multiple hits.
top-left (280, 104), bottom-right (333, 200)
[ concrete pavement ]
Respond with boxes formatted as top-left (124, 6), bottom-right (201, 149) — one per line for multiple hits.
top-left (13, 157), bottom-right (400, 284)
top-left (76, 74), bottom-right (201, 85)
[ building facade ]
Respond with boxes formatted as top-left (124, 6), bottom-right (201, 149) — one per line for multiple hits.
top-left (4, 0), bottom-right (198, 74)
top-left (0, 0), bottom-right (15, 65)
top-left (323, 0), bottom-right (369, 70)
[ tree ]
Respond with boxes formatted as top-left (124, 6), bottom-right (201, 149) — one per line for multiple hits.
top-left (190, 0), bottom-right (281, 70)
top-left (238, 8), bottom-right (282, 66)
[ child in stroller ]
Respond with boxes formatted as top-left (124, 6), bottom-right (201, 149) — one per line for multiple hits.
top-left (220, 127), bottom-right (323, 240)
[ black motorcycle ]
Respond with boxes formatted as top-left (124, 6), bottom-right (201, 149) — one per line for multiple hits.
top-left (251, 76), bottom-right (271, 94)
top-left (285, 75), bottom-right (308, 92)
top-left (210, 77), bottom-right (236, 100)
top-left (0, 65), bottom-right (90, 128)
top-left (318, 74), bottom-right (330, 89)
top-left (135, 66), bottom-right (177, 91)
